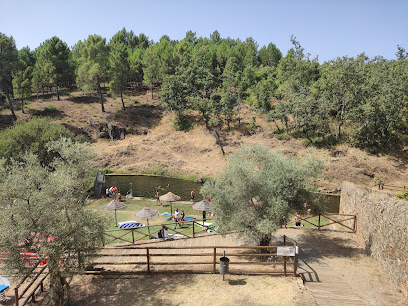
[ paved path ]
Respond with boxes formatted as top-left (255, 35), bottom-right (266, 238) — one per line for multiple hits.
top-left (275, 229), bottom-right (367, 306)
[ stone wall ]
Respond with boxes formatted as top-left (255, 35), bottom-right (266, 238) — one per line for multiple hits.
top-left (339, 181), bottom-right (408, 296)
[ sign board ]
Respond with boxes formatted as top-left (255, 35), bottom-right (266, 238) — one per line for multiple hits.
top-left (277, 247), bottom-right (296, 257)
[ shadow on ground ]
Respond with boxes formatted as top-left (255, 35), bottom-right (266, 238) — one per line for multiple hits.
top-left (27, 107), bottom-right (65, 119)
top-left (0, 114), bottom-right (15, 130)
top-left (69, 95), bottom-right (100, 104)
top-left (70, 274), bottom-right (195, 306)
top-left (298, 230), bottom-right (364, 260)
top-left (112, 103), bottom-right (164, 130)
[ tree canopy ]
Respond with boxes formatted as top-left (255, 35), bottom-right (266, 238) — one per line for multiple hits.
top-left (200, 145), bottom-right (322, 245)
top-left (0, 138), bottom-right (106, 305)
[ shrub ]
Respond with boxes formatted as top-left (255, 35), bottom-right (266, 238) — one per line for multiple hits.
top-left (0, 117), bottom-right (75, 166)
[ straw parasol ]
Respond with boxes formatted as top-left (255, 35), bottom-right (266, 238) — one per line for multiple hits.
top-left (159, 192), bottom-right (180, 215)
top-left (193, 200), bottom-right (211, 225)
top-left (104, 200), bottom-right (127, 227)
top-left (134, 207), bottom-right (159, 236)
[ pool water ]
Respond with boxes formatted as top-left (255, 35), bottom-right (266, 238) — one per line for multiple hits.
top-left (104, 175), bottom-right (203, 202)
top-left (104, 175), bottom-right (340, 213)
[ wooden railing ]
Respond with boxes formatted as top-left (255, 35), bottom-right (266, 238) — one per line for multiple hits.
top-left (287, 213), bottom-right (356, 233)
top-left (103, 219), bottom-right (216, 245)
top-left (92, 235), bottom-right (297, 277)
top-left (14, 263), bottom-right (48, 306)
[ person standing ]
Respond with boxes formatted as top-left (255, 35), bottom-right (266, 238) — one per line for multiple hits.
top-left (295, 212), bottom-right (302, 227)
top-left (174, 208), bottom-right (180, 229)
top-left (155, 190), bottom-right (161, 206)
top-left (190, 190), bottom-right (195, 202)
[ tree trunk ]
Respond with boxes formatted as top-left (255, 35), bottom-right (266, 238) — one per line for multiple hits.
top-left (120, 81), bottom-right (125, 111)
top-left (56, 83), bottom-right (60, 101)
top-left (98, 82), bottom-right (105, 112)
top-left (151, 86), bottom-right (154, 99)
top-left (259, 235), bottom-right (270, 246)
top-left (273, 119), bottom-right (281, 133)
top-left (5, 87), bottom-right (17, 121)
top-left (21, 98), bottom-right (25, 114)
top-left (49, 267), bottom-right (66, 306)
top-left (213, 129), bottom-right (225, 155)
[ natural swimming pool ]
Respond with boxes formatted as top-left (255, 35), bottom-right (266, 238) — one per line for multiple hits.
top-left (104, 175), bottom-right (340, 213)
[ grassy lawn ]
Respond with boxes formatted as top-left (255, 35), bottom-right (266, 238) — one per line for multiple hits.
top-left (87, 198), bottom-right (213, 244)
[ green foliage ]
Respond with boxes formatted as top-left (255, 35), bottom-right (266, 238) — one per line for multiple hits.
top-left (0, 117), bottom-right (75, 166)
top-left (173, 113), bottom-right (193, 131)
top-left (0, 138), bottom-right (106, 304)
top-left (200, 144), bottom-right (322, 245)
top-left (396, 189), bottom-right (408, 200)
top-left (73, 35), bottom-right (109, 112)
top-left (32, 37), bottom-right (72, 100)
top-left (0, 32), bottom-right (18, 120)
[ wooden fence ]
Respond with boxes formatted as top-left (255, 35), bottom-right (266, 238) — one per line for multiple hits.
top-left (14, 263), bottom-right (48, 306)
top-left (103, 219), bottom-right (216, 245)
top-left (287, 213), bottom-right (356, 233)
top-left (92, 235), bottom-right (297, 276)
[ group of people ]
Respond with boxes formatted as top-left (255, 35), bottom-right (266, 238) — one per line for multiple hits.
top-left (173, 208), bottom-right (185, 229)
top-left (105, 186), bottom-right (121, 201)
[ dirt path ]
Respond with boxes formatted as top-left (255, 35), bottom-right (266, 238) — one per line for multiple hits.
top-left (274, 228), bottom-right (407, 306)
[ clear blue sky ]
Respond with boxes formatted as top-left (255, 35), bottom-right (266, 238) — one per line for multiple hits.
top-left (1, 0), bottom-right (407, 62)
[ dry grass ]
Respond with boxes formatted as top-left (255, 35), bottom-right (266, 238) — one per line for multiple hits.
top-left (69, 273), bottom-right (311, 306)
top-left (1, 89), bottom-right (407, 193)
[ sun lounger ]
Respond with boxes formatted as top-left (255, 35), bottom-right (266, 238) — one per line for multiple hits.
top-left (118, 222), bottom-right (145, 229)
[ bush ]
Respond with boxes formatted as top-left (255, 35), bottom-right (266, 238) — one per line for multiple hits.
top-left (0, 117), bottom-right (75, 166)
top-left (276, 133), bottom-right (290, 140)
top-left (173, 113), bottom-right (193, 131)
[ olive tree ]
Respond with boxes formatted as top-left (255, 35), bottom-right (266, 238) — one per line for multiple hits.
top-left (201, 145), bottom-right (321, 245)
top-left (0, 138), bottom-right (106, 305)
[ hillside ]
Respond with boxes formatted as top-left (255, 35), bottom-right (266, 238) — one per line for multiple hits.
top-left (1, 89), bottom-right (407, 194)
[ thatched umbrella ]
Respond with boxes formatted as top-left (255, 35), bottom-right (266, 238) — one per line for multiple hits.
top-left (193, 200), bottom-right (211, 225)
top-left (134, 207), bottom-right (159, 236)
top-left (159, 192), bottom-right (180, 215)
top-left (104, 200), bottom-right (126, 227)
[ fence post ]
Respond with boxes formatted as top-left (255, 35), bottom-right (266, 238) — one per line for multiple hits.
top-left (283, 235), bottom-right (286, 246)
top-left (162, 225), bottom-right (165, 241)
top-left (283, 256), bottom-right (287, 277)
top-left (213, 248), bottom-right (216, 273)
top-left (353, 215), bottom-right (357, 233)
top-left (318, 214), bottom-right (321, 230)
top-left (193, 221), bottom-right (195, 238)
top-left (15, 288), bottom-right (19, 306)
top-left (293, 253), bottom-right (297, 277)
top-left (132, 229), bottom-right (135, 244)
top-left (146, 248), bottom-right (150, 273)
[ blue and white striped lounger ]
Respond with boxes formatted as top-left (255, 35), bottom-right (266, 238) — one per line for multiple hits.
top-left (118, 223), bottom-right (145, 229)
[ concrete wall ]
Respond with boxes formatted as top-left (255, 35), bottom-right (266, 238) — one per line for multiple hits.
top-left (340, 181), bottom-right (408, 296)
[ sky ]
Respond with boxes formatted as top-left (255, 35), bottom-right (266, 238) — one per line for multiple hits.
top-left (1, 0), bottom-right (407, 62)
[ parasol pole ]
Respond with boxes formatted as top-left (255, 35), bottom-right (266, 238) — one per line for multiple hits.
top-left (115, 209), bottom-right (118, 227)
top-left (147, 218), bottom-right (151, 237)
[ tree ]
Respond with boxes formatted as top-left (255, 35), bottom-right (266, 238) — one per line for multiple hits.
top-left (0, 33), bottom-right (18, 121)
top-left (201, 145), bottom-right (321, 245)
top-left (0, 138), bottom-right (106, 305)
top-left (143, 46), bottom-right (160, 98)
top-left (109, 28), bottom-right (131, 110)
top-left (74, 35), bottom-right (109, 112)
top-left (258, 43), bottom-right (282, 68)
top-left (35, 37), bottom-right (71, 100)
top-left (0, 117), bottom-right (75, 166)
top-left (161, 74), bottom-right (191, 130)
top-left (12, 47), bottom-right (34, 113)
